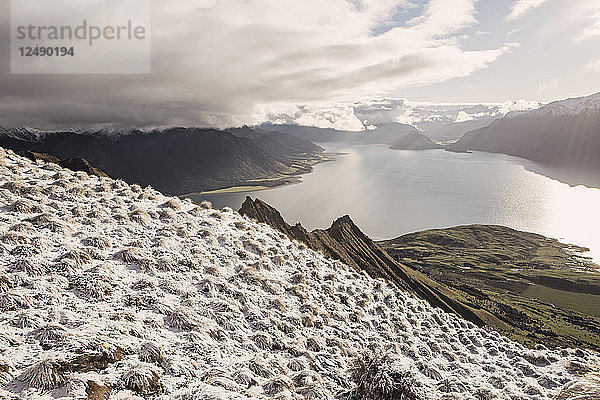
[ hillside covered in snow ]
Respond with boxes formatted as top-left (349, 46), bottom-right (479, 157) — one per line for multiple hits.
top-left (0, 147), bottom-right (598, 399)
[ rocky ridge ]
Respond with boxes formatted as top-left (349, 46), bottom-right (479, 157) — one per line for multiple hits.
top-left (0, 148), bottom-right (597, 399)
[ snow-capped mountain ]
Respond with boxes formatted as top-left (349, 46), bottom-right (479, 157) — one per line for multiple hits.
top-left (0, 147), bottom-right (598, 399)
top-left (449, 92), bottom-right (600, 171)
top-left (507, 92), bottom-right (600, 118)
top-left (0, 127), bottom-right (161, 140)
top-left (0, 127), bottom-right (47, 142)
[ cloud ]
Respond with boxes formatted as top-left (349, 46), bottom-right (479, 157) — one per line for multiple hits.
top-left (0, 0), bottom-right (512, 129)
top-left (496, 99), bottom-right (541, 115)
top-left (258, 97), bottom-right (542, 130)
top-left (506, 0), bottom-right (548, 21)
top-left (574, 2), bottom-right (600, 42)
top-left (584, 59), bottom-right (600, 73)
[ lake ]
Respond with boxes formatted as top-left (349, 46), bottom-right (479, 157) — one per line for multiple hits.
top-left (188, 144), bottom-right (600, 263)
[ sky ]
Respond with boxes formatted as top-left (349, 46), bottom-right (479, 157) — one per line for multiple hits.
top-left (0, 0), bottom-right (599, 129)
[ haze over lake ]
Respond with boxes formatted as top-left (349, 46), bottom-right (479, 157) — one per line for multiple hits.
top-left (191, 144), bottom-right (600, 263)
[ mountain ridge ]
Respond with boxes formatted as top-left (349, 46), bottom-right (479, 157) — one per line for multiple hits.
top-left (448, 92), bottom-right (600, 170)
top-left (0, 127), bottom-right (327, 195)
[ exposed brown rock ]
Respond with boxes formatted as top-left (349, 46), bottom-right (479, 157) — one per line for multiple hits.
top-left (239, 197), bottom-right (487, 326)
top-left (17, 150), bottom-right (108, 178)
top-left (58, 158), bottom-right (109, 178)
top-left (67, 348), bottom-right (125, 373)
top-left (17, 150), bottom-right (60, 164)
top-left (86, 381), bottom-right (110, 400)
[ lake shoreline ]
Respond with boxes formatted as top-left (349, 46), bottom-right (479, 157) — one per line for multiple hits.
top-left (190, 144), bottom-right (600, 263)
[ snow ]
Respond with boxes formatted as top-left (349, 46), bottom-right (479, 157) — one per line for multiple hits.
top-left (0, 147), bottom-right (597, 399)
top-left (507, 92), bottom-right (600, 118)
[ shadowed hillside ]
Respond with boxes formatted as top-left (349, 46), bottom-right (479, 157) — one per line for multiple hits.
top-left (447, 93), bottom-right (600, 171)
top-left (0, 127), bottom-right (327, 195)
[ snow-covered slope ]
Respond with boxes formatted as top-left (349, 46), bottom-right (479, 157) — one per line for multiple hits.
top-left (0, 147), bottom-right (597, 400)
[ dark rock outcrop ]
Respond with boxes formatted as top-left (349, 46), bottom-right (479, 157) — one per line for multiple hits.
top-left (17, 150), bottom-right (109, 177)
top-left (58, 158), bottom-right (109, 178)
top-left (239, 197), bottom-right (488, 326)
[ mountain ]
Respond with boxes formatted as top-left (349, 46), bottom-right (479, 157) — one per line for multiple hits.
top-left (389, 131), bottom-right (443, 150)
top-left (448, 92), bottom-right (600, 170)
top-left (259, 123), bottom-right (361, 142)
top-left (417, 118), bottom-right (496, 143)
top-left (260, 122), bottom-right (417, 145)
top-left (225, 126), bottom-right (323, 169)
top-left (355, 123), bottom-right (421, 145)
top-left (0, 127), bottom-right (326, 195)
top-left (1, 147), bottom-right (596, 399)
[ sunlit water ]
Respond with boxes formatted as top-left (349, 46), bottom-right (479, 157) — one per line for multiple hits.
top-left (189, 144), bottom-right (600, 263)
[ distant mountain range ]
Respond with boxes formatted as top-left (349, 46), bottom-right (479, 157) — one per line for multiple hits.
top-left (260, 122), bottom-right (418, 145)
top-left (0, 126), bottom-right (326, 195)
top-left (389, 131), bottom-right (442, 150)
top-left (448, 92), bottom-right (600, 170)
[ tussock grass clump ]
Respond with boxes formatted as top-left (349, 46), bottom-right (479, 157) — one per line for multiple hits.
top-left (112, 211), bottom-right (130, 222)
top-left (188, 207), bottom-right (205, 217)
top-left (0, 360), bottom-right (13, 385)
top-left (59, 250), bottom-right (92, 268)
top-left (0, 275), bottom-right (13, 293)
top-left (161, 199), bottom-right (182, 210)
top-left (13, 258), bottom-right (47, 276)
top-left (33, 324), bottom-right (67, 349)
top-left (0, 232), bottom-right (29, 246)
top-left (159, 208), bottom-right (178, 221)
top-left (10, 244), bottom-right (41, 257)
top-left (139, 341), bottom-right (163, 364)
top-left (232, 368), bottom-right (257, 387)
top-left (292, 370), bottom-right (321, 387)
top-left (122, 364), bottom-right (162, 395)
top-left (252, 333), bottom-right (273, 350)
top-left (3, 181), bottom-right (26, 195)
top-left (69, 273), bottom-right (112, 301)
top-left (10, 222), bottom-right (34, 233)
top-left (416, 361), bottom-right (442, 381)
top-left (288, 358), bottom-right (307, 372)
top-left (129, 208), bottom-right (151, 225)
top-left (166, 307), bottom-right (198, 330)
top-left (26, 213), bottom-right (55, 227)
top-left (11, 311), bottom-right (40, 329)
top-left (341, 353), bottom-right (423, 400)
top-left (249, 357), bottom-right (273, 379)
top-left (19, 359), bottom-right (65, 390)
top-left (83, 236), bottom-right (111, 250)
top-left (263, 375), bottom-right (292, 396)
top-left (115, 248), bottom-right (146, 264)
top-left (0, 292), bottom-right (31, 312)
top-left (9, 199), bottom-right (34, 213)
top-left (297, 383), bottom-right (331, 400)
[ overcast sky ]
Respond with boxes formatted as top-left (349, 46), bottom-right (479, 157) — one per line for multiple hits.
top-left (0, 0), bottom-right (599, 129)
